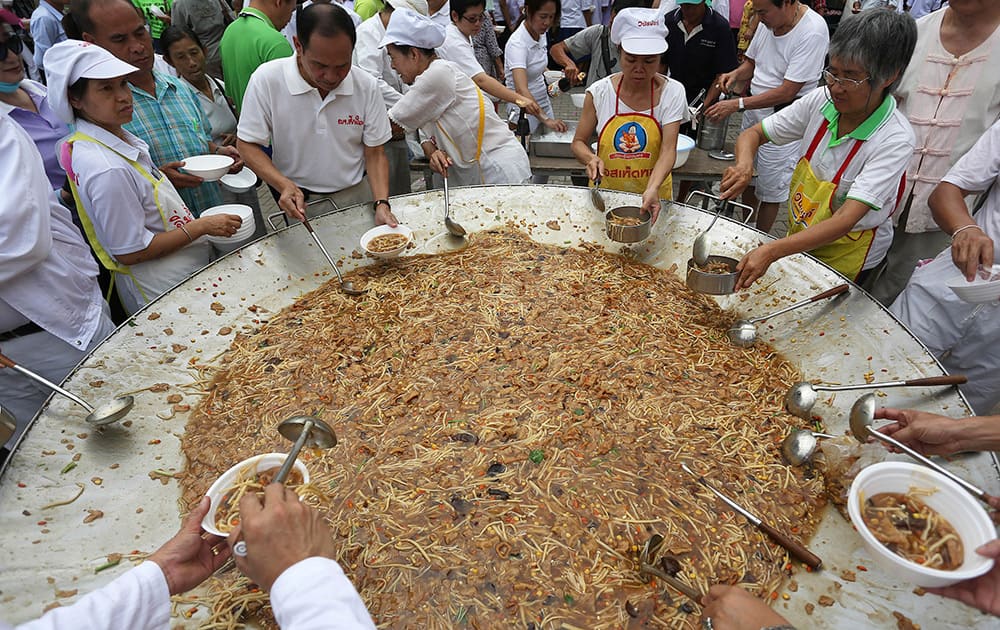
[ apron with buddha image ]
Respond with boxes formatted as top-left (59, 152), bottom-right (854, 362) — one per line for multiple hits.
top-left (62, 132), bottom-right (211, 313)
top-left (787, 119), bottom-right (873, 281)
top-left (595, 78), bottom-right (672, 200)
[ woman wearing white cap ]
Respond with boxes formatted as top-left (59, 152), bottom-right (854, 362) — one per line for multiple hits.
top-left (571, 7), bottom-right (687, 222)
top-left (45, 40), bottom-right (242, 316)
top-left (382, 8), bottom-right (531, 186)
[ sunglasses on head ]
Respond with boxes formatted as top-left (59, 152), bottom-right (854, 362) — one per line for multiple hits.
top-left (0, 35), bottom-right (24, 59)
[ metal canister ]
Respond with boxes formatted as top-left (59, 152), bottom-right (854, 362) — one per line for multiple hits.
top-left (697, 95), bottom-right (730, 152)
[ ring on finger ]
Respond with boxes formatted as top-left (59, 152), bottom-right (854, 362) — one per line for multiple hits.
top-left (702, 617), bottom-right (714, 630)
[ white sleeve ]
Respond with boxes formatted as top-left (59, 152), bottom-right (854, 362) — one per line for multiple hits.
top-left (845, 126), bottom-right (913, 211)
top-left (74, 150), bottom-right (157, 256)
top-left (270, 557), bottom-right (376, 630)
top-left (760, 88), bottom-right (823, 146)
top-left (657, 79), bottom-right (688, 126)
top-left (388, 63), bottom-right (457, 131)
top-left (362, 81), bottom-right (393, 147)
top-left (443, 39), bottom-right (486, 79)
top-left (942, 119), bottom-right (1000, 193)
top-left (744, 25), bottom-right (765, 63)
top-left (236, 71), bottom-right (274, 146)
top-left (505, 34), bottom-right (528, 71)
top-left (0, 116), bottom-right (51, 283)
top-left (10, 562), bottom-right (170, 630)
top-left (782, 22), bottom-right (828, 84)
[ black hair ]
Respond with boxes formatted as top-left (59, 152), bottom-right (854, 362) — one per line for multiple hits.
top-left (611, 0), bottom-right (649, 14)
top-left (388, 43), bottom-right (437, 57)
top-left (766, 0), bottom-right (796, 7)
top-left (523, 0), bottom-right (560, 33)
top-left (449, 0), bottom-right (486, 22)
top-left (160, 26), bottom-right (204, 61)
top-left (67, 76), bottom-right (90, 118)
top-left (63, 0), bottom-right (146, 40)
top-left (297, 3), bottom-right (357, 49)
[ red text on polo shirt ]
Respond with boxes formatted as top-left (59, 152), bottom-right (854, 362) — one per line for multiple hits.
top-left (339, 115), bottom-right (364, 126)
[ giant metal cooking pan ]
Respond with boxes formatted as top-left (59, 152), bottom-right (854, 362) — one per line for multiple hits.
top-left (1, 185), bottom-right (996, 629)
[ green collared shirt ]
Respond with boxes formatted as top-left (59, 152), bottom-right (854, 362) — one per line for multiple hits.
top-left (220, 7), bottom-right (294, 112)
top-left (819, 93), bottom-right (895, 147)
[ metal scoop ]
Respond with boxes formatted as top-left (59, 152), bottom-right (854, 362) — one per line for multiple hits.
top-left (728, 284), bottom-right (849, 347)
top-left (272, 415), bottom-right (338, 485)
top-left (692, 199), bottom-right (727, 267)
top-left (301, 215), bottom-right (363, 296)
top-left (784, 374), bottom-right (968, 420)
top-left (780, 428), bottom-right (836, 466)
top-left (849, 394), bottom-right (995, 503)
top-left (442, 174), bottom-right (466, 238)
top-left (590, 176), bottom-right (606, 212)
top-left (0, 351), bottom-right (133, 426)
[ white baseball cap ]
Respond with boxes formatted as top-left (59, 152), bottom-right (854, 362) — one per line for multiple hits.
top-left (386, 0), bottom-right (429, 16)
top-left (378, 7), bottom-right (446, 49)
top-left (610, 8), bottom-right (668, 56)
top-left (44, 40), bottom-right (138, 124)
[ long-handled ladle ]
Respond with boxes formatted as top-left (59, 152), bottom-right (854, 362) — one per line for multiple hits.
top-left (784, 374), bottom-right (968, 420)
top-left (727, 284), bottom-right (849, 347)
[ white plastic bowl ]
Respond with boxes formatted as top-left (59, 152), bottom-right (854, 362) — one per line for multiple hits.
top-left (361, 224), bottom-right (413, 259)
top-left (848, 461), bottom-right (996, 588)
top-left (674, 134), bottom-right (696, 169)
top-left (947, 264), bottom-right (1000, 304)
top-left (571, 93), bottom-right (586, 108)
top-left (220, 167), bottom-right (257, 194)
top-left (543, 70), bottom-right (564, 85)
top-left (200, 204), bottom-right (255, 244)
top-left (201, 453), bottom-right (310, 536)
top-left (181, 154), bottom-right (234, 181)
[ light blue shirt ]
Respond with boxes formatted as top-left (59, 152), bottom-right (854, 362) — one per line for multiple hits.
top-left (29, 1), bottom-right (67, 74)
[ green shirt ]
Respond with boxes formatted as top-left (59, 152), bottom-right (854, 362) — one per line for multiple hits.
top-left (353, 0), bottom-right (384, 21)
top-left (219, 8), bottom-right (293, 112)
top-left (131, 0), bottom-right (172, 39)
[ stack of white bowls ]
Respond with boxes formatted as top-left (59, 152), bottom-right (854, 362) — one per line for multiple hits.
top-left (200, 204), bottom-right (256, 254)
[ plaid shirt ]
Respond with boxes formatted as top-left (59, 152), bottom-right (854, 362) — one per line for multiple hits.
top-left (125, 72), bottom-right (222, 216)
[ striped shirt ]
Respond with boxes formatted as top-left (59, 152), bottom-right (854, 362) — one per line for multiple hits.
top-left (125, 72), bottom-right (222, 216)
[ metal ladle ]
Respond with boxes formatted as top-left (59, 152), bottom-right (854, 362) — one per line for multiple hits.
top-left (301, 215), bottom-right (364, 296)
top-left (850, 394), bottom-right (995, 503)
top-left (272, 415), bottom-right (338, 484)
top-left (590, 175), bottom-right (606, 213)
top-left (692, 199), bottom-right (728, 267)
top-left (780, 428), bottom-right (836, 466)
top-left (0, 352), bottom-right (133, 426)
top-left (784, 374), bottom-right (968, 420)
top-left (442, 174), bottom-right (466, 238)
top-left (727, 283), bottom-right (849, 347)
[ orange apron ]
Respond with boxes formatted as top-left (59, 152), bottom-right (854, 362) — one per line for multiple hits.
top-left (595, 78), bottom-right (672, 200)
top-left (787, 118), bottom-right (871, 280)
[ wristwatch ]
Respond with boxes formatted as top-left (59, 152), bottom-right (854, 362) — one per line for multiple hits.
top-left (738, 97), bottom-right (746, 112)
top-left (374, 199), bottom-right (391, 211)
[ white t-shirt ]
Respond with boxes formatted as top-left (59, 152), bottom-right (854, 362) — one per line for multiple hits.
top-left (238, 56), bottom-right (392, 193)
top-left (745, 7), bottom-right (828, 98)
top-left (354, 14), bottom-right (406, 108)
top-left (586, 74), bottom-right (689, 133)
top-left (388, 59), bottom-right (530, 185)
top-left (762, 87), bottom-right (916, 270)
top-left (437, 23), bottom-right (487, 80)
top-left (561, 0), bottom-right (595, 29)
top-left (504, 22), bottom-right (552, 130)
top-left (429, 2), bottom-right (450, 28)
top-left (942, 118), bottom-right (1000, 249)
top-left (180, 75), bottom-right (237, 142)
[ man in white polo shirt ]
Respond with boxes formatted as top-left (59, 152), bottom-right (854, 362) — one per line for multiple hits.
top-left (238, 3), bottom-right (397, 224)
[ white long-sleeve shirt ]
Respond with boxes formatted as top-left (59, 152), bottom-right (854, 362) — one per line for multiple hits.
top-left (2, 557), bottom-right (375, 630)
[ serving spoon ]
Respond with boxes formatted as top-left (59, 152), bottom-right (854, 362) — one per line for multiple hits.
top-left (298, 202), bottom-right (364, 296)
top-left (727, 284), bottom-right (849, 347)
top-left (442, 173), bottom-right (466, 238)
top-left (692, 199), bottom-right (727, 267)
top-left (0, 351), bottom-right (133, 426)
top-left (590, 175), bottom-right (606, 212)
top-left (780, 428), bottom-right (836, 466)
top-left (784, 374), bottom-right (968, 420)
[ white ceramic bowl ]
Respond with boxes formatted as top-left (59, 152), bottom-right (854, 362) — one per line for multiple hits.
top-left (947, 264), bottom-right (1000, 304)
top-left (201, 204), bottom-right (255, 244)
top-left (220, 167), bottom-right (257, 194)
top-left (674, 134), bottom-right (696, 169)
top-left (360, 224), bottom-right (414, 259)
top-left (571, 93), bottom-right (586, 108)
top-left (181, 154), bottom-right (234, 181)
top-left (201, 452), bottom-right (310, 536)
top-left (848, 461), bottom-right (996, 588)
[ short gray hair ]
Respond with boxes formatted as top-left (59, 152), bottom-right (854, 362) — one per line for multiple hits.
top-left (829, 9), bottom-right (917, 96)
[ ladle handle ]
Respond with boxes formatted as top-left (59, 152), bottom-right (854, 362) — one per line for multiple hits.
top-left (301, 218), bottom-right (348, 285)
top-left (756, 521), bottom-right (823, 569)
top-left (639, 563), bottom-right (704, 603)
top-left (443, 173), bottom-right (451, 220)
top-left (808, 283), bottom-right (850, 303)
top-left (0, 352), bottom-right (95, 412)
top-left (900, 375), bottom-right (968, 387)
top-left (868, 428), bottom-right (986, 500)
top-left (818, 373), bottom-right (967, 392)
top-left (748, 284), bottom-right (849, 325)
top-left (274, 419), bottom-right (314, 485)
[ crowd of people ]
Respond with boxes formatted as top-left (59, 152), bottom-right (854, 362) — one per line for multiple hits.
top-left (2, 0), bottom-right (1000, 627)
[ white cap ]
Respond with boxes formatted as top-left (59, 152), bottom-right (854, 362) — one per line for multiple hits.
top-left (386, 0), bottom-right (429, 16)
top-left (44, 40), bottom-right (138, 124)
top-left (378, 7), bottom-right (446, 49)
top-left (610, 8), bottom-right (668, 56)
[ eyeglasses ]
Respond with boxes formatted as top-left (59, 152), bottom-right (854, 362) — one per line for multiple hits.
top-left (823, 69), bottom-right (869, 90)
top-left (0, 35), bottom-right (23, 60)
top-left (461, 13), bottom-right (486, 24)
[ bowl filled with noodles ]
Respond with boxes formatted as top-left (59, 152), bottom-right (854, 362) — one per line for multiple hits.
top-left (848, 461), bottom-right (997, 587)
top-left (201, 453), bottom-right (310, 537)
top-left (360, 224), bottom-right (414, 259)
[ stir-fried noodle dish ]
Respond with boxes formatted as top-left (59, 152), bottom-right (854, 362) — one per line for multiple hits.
top-left (181, 226), bottom-right (825, 628)
top-left (861, 490), bottom-right (963, 570)
top-left (367, 233), bottom-right (410, 254)
top-left (213, 466), bottom-right (305, 534)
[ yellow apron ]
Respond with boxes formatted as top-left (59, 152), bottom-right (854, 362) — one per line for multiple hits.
top-left (787, 118), bottom-right (870, 281)
top-left (432, 86), bottom-right (486, 185)
top-left (596, 78), bottom-right (672, 200)
top-left (61, 131), bottom-right (207, 311)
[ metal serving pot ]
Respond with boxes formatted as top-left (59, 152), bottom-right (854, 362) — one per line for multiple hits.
top-left (605, 206), bottom-right (651, 243)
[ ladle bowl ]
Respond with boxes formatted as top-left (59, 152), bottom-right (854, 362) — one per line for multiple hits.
top-left (590, 176), bottom-right (606, 213)
top-left (272, 415), bottom-right (338, 485)
top-left (443, 174), bottom-right (467, 238)
top-left (784, 374), bottom-right (968, 420)
top-left (727, 284), bottom-right (849, 347)
top-left (780, 428), bottom-right (835, 466)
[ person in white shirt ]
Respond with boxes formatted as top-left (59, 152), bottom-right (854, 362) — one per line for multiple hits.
top-left (705, 0), bottom-right (829, 234)
top-left (558, 0), bottom-right (594, 44)
top-left (718, 10), bottom-right (917, 290)
top-left (908, 0), bottom-right (947, 19)
top-left (281, 0), bottom-right (363, 50)
top-left (383, 8), bottom-right (531, 186)
top-left (0, 112), bottom-right (114, 456)
top-left (238, 3), bottom-right (398, 223)
top-left (354, 0), bottom-right (429, 196)
top-left (571, 7), bottom-right (688, 222)
top-left (428, 0), bottom-right (449, 27)
top-left (504, 0), bottom-right (568, 136)
top-left (1, 485), bottom-right (377, 629)
top-left (654, 0), bottom-right (731, 23)
top-left (436, 0), bottom-right (544, 118)
top-left (45, 40), bottom-right (242, 316)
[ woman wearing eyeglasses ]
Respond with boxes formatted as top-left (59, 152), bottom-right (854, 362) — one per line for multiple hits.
top-left (720, 9), bottom-right (918, 291)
